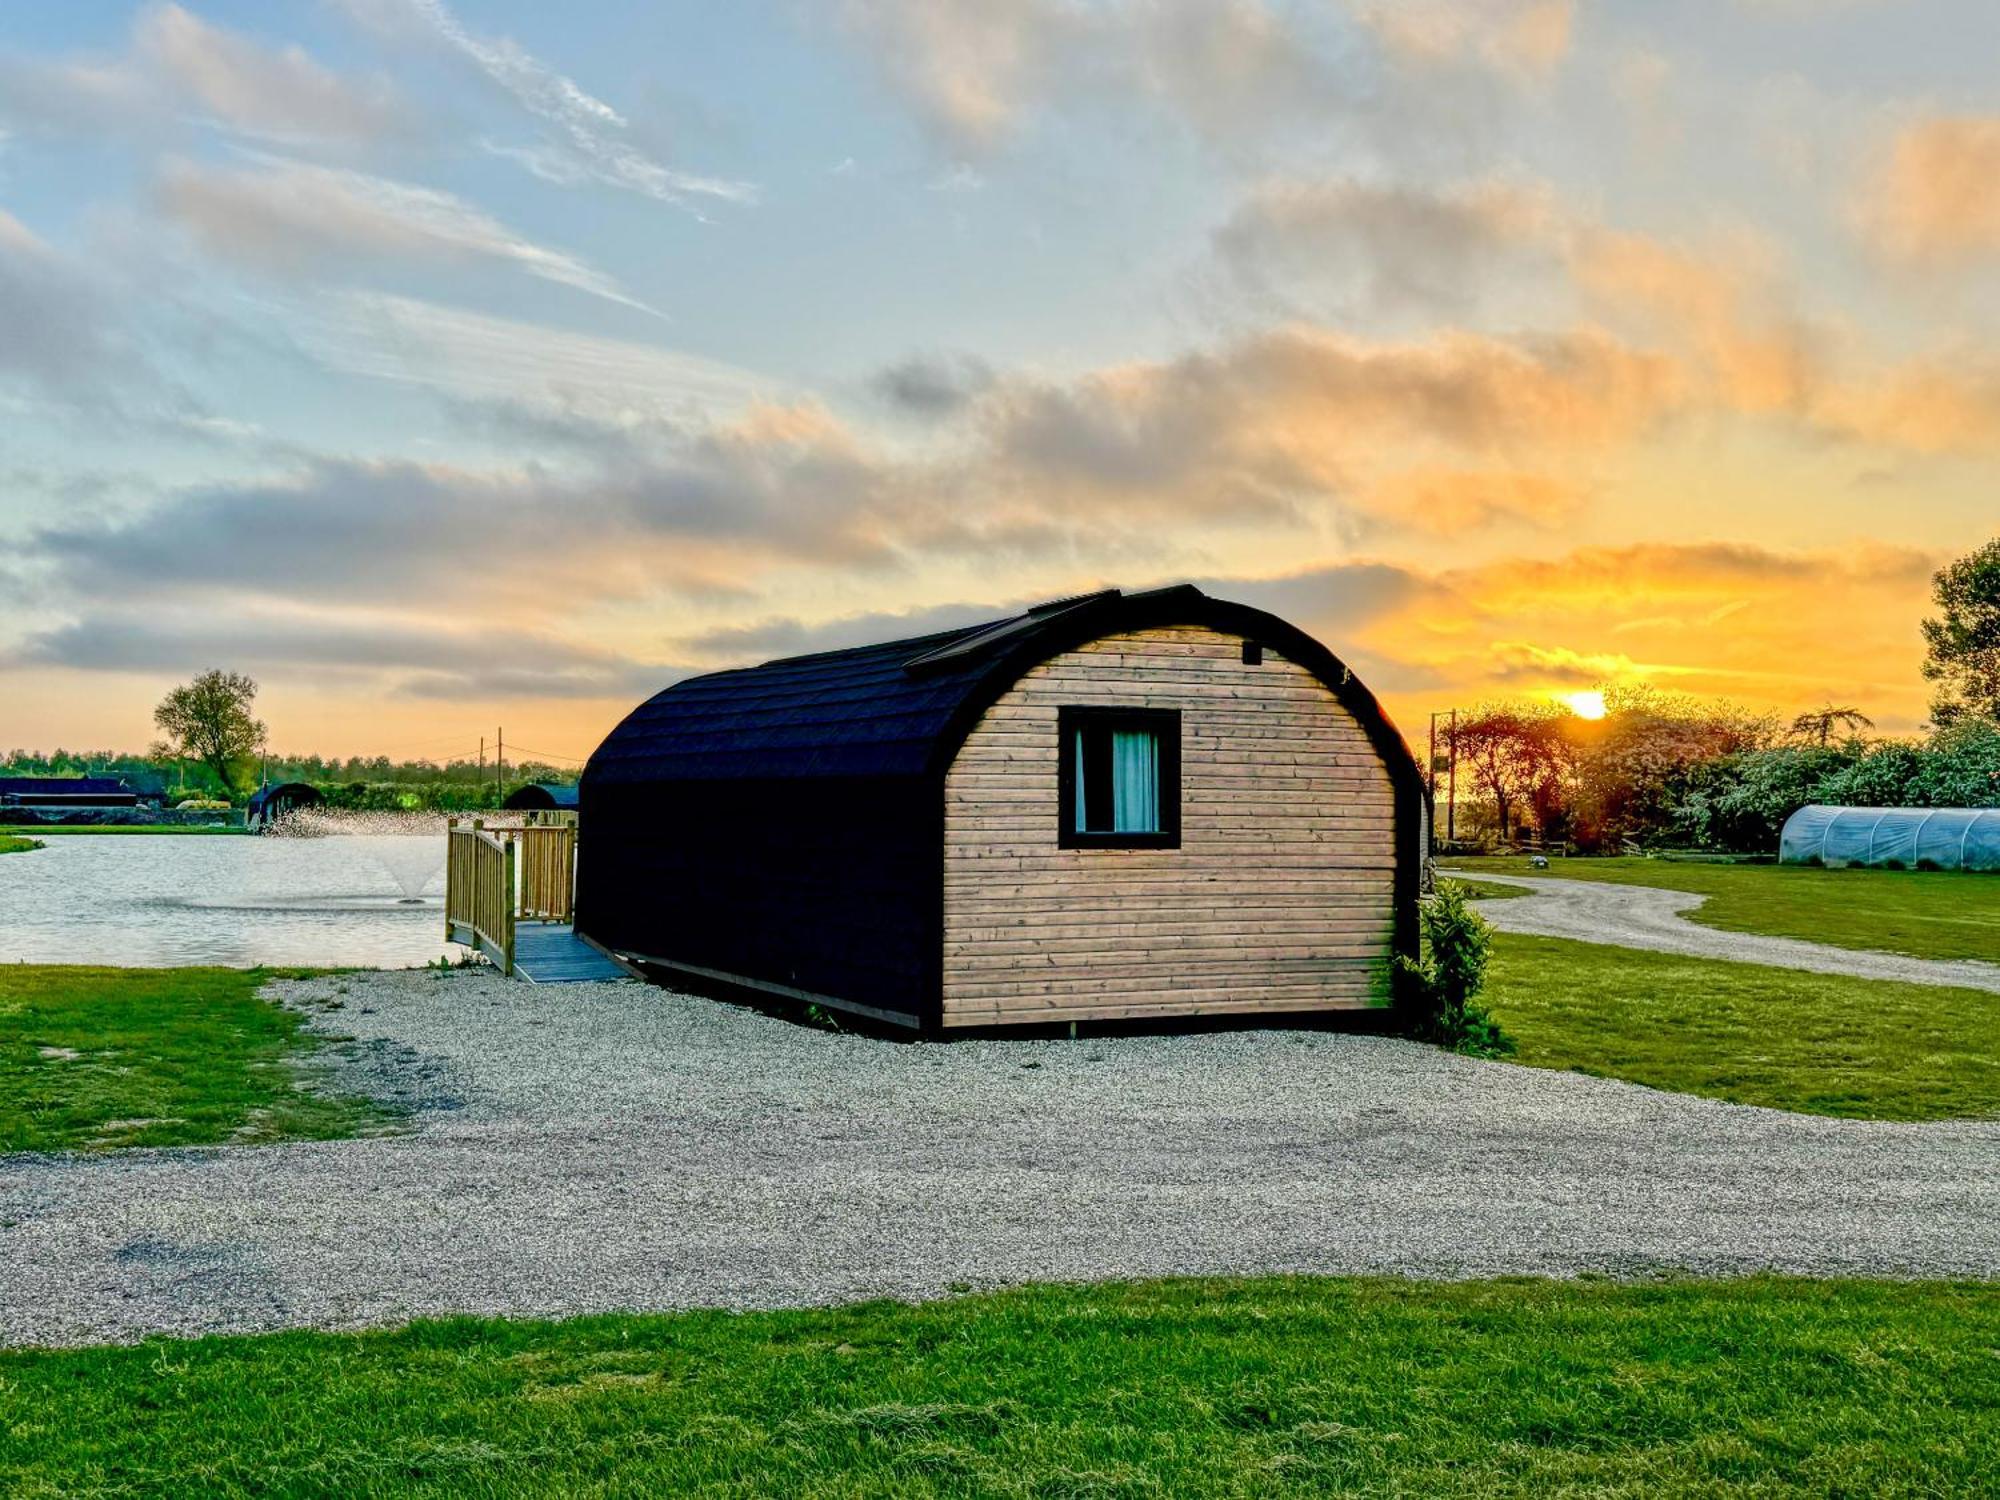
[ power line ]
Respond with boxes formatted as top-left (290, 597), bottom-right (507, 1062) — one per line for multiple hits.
top-left (504, 744), bottom-right (590, 763)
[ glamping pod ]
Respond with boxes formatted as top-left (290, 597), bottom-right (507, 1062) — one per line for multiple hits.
top-left (1780, 804), bottom-right (2000, 871)
top-left (245, 781), bottom-right (323, 830)
top-left (575, 585), bottom-right (1426, 1032)
top-left (503, 781), bottom-right (580, 812)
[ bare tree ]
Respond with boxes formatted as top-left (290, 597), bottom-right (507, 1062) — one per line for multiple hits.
top-left (1787, 705), bottom-right (1874, 747)
top-left (153, 670), bottom-right (266, 797)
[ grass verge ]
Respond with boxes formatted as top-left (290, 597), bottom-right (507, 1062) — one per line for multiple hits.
top-left (1446, 855), bottom-right (2000, 963)
top-left (0, 966), bottom-right (389, 1152)
top-left (0, 834), bottom-right (43, 854)
top-left (1444, 874), bottom-right (1527, 901)
top-left (1485, 933), bottom-right (2000, 1119)
top-left (3, 1277), bottom-right (1994, 1498)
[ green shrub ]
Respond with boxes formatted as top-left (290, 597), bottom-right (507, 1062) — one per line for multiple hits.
top-left (1396, 881), bottom-right (1512, 1056)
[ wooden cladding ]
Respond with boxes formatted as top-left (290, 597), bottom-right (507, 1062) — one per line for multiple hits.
top-left (940, 626), bottom-right (1398, 1026)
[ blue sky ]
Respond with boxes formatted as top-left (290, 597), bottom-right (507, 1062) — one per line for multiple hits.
top-left (3, 1), bottom-right (1998, 755)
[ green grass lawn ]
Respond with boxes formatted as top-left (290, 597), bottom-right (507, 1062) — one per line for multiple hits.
top-left (1484, 933), bottom-right (2000, 1119)
top-left (0, 834), bottom-right (42, 854)
top-left (1445, 856), bottom-right (2000, 963)
top-left (0, 967), bottom-right (388, 1152)
top-left (3, 1277), bottom-right (1993, 1498)
top-left (0, 823), bottom-right (244, 836)
top-left (1444, 874), bottom-right (1527, 901)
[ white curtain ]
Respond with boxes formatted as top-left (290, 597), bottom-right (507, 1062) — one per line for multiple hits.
top-left (1111, 730), bottom-right (1158, 833)
top-left (1074, 730), bottom-right (1090, 831)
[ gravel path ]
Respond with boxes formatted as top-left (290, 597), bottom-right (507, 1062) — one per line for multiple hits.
top-left (1449, 871), bottom-right (2000, 994)
top-left (4, 969), bottom-right (1996, 1347)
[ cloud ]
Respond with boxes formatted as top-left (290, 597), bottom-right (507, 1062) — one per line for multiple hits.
top-left (18, 316), bottom-right (1686, 633)
top-left (11, 605), bottom-right (677, 701)
top-left (20, 403), bottom-right (943, 616)
top-left (1363, 468), bottom-right (1583, 532)
top-left (971, 324), bottom-right (1684, 527)
top-left (1203, 173), bottom-right (1831, 417)
top-left (1567, 224), bottom-right (1818, 416)
top-left (155, 155), bottom-right (653, 311)
top-left (0, 211), bottom-right (131, 396)
top-left (832, 0), bottom-right (1082, 151)
top-left (133, 4), bottom-right (408, 143)
top-left (335, 0), bottom-right (753, 212)
top-left (295, 291), bottom-right (773, 428)
top-left (832, 0), bottom-right (1575, 156)
top-left (1209, 177), bottom-right (1559, 315)
top-left (1350, 0), bottom-right (1576, 81)
top-left (872, 351), bottom-right (996, 416)
top-left (1860, 114), bottom-right (2000, 265)
top-left (0, 4), bottom-right (407, 146)
top-left (1816, 352), bottom-right (2000, 455)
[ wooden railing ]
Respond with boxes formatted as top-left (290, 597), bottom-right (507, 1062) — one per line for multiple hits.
top-left (445, 815), bottom-right (580, 976)
top-left (446, 820), bottom-right (515, 973)
top-left (517, 822), bottom-right (578, 922)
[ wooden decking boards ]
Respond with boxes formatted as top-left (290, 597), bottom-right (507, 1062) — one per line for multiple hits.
top-left (513, 923), bottom-right (630, 983)
top-left (448, 919), bottom-right (629, 983)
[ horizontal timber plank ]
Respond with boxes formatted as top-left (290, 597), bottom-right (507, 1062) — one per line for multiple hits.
top-left (941, 993), bottom-right (1378, 1026)
top-left (943, 851), bottom-right (1398, 866)
top-left (945, 912), bottom-right (1390, 937)
top-left (946, 889), bottom-right (1393, 909)
top-left (943, 976), bottom-right (1379, 1006)
top-left (947, 932), bottom-right (1392, 960)
top-left (940, 956), bottom-right (1384, 992)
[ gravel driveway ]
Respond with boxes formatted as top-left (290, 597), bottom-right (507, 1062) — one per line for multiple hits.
top-left (1449, 871), bottom-right (2000, 993)
top-left (5, 969), bottom-right (1996, 1347)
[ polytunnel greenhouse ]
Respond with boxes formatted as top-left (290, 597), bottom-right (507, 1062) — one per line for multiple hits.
top-left (1778, 805), bottom-right (2000, 872)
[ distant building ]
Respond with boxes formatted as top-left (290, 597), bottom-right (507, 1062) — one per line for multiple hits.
top-left (0, 776), bottom-right (139, 811)
top-left (246, 782), bottom-right (325, 830)
top-left (503, 782), bottom-right (580, 812)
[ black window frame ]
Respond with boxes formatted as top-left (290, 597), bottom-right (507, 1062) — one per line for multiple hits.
top-left (1057, 705), bottom-right (1182, 850)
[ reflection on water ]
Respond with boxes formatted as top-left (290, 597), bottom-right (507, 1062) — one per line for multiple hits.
top-left (0, 833), bottom-right (458, 968)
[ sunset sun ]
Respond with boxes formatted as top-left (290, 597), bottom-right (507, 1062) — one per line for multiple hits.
top-left (1559, 690), bottom-right (1608, 720)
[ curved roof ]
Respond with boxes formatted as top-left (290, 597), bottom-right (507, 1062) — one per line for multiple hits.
top-left (1780, 803), bottom-right (2000, 871)
top-left (504, 781), bottom-right (580, 809)
top-left (584, 584), bottom-right (1421, 792)
top-left (246, 781), bottom-right (323, 815)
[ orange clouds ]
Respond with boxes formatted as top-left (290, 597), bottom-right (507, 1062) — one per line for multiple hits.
top-left (1353, 0), bottom-right (1575, 81)
top-left (1569, 227), bottom-right (1815, 415)
top-left (1864, 114), bottom-right (2000, 264)
top-left (1354, 542), bottom-right (1942, 728)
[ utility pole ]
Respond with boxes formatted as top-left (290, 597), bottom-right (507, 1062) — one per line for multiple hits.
top-left (1426, 712), bottom-right (1438, 855)
top-left (1446, 708), bottom-right (1458, 845)
top-left (496, 727), bottom-right (504, 794)
top-left (478, 736), bottom-right (484, 780)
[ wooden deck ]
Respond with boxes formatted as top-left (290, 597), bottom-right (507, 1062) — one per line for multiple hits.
top-left (451, 920), bottom-right (630, 983)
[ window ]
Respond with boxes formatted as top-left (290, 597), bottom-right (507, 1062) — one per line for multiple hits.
top-left (1058, 706), bottom-right (1181, 849)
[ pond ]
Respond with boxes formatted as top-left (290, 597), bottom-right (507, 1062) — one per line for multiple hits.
top-left (0, 834), bottom-right (458, 969)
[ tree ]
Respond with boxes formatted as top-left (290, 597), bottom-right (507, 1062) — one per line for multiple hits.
top-left (1788, 704), bottom-right (1874, 747)
top-left (1453, 703), bottom-right (1574, 843)
top-left (153, 670), bottom-right (266, 798)
top-left (1922, 537), bottom-right (2000, 726)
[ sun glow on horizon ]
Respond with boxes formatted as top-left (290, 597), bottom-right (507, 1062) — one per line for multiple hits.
top-left (1559, 689), bottom-right (1608, 720)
